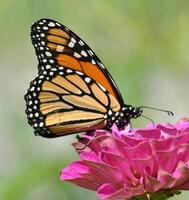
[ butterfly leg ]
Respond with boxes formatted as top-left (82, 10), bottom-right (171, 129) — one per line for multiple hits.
top-left (76, 133), bottom-right (96, 151)
top-left (76, 134), bottom-right (84, 141)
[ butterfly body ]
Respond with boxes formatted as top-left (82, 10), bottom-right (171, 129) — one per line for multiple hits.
top-left (25, 19), bottom-right (142, 138)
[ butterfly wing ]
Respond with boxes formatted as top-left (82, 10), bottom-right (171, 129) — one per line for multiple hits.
top-left (25, 67), bottom-right (121, 137)
top-left (31, 18), bottom-right (124, 105)
top-left (26, 18), bottom-right (125, 137)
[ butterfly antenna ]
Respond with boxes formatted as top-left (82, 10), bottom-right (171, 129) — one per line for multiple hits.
top-left (141, 114), bottom-right (155, 126)
top-left (139, 106), bottom-right (174, 116)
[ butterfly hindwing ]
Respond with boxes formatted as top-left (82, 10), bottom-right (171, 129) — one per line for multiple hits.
top-left (25, 66), bottom-right (121, 137)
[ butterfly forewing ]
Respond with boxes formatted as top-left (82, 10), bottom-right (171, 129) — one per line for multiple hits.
top-left (31, 18), bottom-right (123, 104)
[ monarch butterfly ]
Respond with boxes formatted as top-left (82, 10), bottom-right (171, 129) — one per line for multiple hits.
top-left (25, 19), bottom-right (143, 138)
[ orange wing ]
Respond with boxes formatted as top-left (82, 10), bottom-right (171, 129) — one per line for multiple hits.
top-left (31, 18), bottom-right (124, 105)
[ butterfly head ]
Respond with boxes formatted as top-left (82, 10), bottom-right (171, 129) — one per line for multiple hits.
top-left (120, 105), bottom-right (143, 126)
top-left (128, 105), bottom-right (143, 119)
top-left (106, 105), bottom-right (143, 129)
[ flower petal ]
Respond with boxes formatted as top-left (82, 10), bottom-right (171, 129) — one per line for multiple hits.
top-left (97, 183), bottom-right (144, 200)
top-left (60, 161), bottom-right (99, 190)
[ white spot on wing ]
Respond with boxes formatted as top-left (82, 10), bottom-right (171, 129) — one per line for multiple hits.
top-left (30, 87), bottom-right (35, 91)
top-left (39, 122), bottom-right (44, 127)
top-left (74, 52), bottom-right (81, 58)
top-left (99, 62), bottom-right (105, 69)
top-left (56, 23), bottom-right (61, 27)
top-left (51, 68), bottom-right (57, 71)
top-left (79, 40), bottom-right (84, 46)
top-left (88, 50), bottom-right (94, 56)
top-left (81, 50), bottom-right (87, 57)
top-left (85, 77), bottom-right (91, 83)
top-left (76, 71), bottom-right (83, 75)
top-left (45, 51), bottom-right (52, 57)
top-left (68, 42), bottom-right (74, 48)
top-left (66, 69), bottom-right (73, 73)
top-left (108, 110), bottom-right (112, 115)
top-left (46, 65), bottom-right (51, 69)
top-left (43, 26), bottom-right (48, 30)
top-left (35, 113), bottom-right (39, 117)
top-left (71, 37), bottom-right (76, 43)
top-left (91, 59), bottom-right (96, 64)
top-left (34, 123), bottom-right (38, 127)
top-left (39, 75), bottom-right (44, 79)
top-left (48, 22), bottom-right (55, 27)
top-left (49, 71), bottom-right (54, 76)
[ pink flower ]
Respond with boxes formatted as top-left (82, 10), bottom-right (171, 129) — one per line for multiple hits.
top-left (60, 119), bottom-right (189, 200)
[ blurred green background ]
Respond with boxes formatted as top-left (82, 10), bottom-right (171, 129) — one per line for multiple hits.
top-left (0, 0), bottom-right (189, 199)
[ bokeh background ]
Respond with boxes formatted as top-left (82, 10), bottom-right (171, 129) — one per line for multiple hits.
top-left (1, 0), bottom-right (189, 199)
